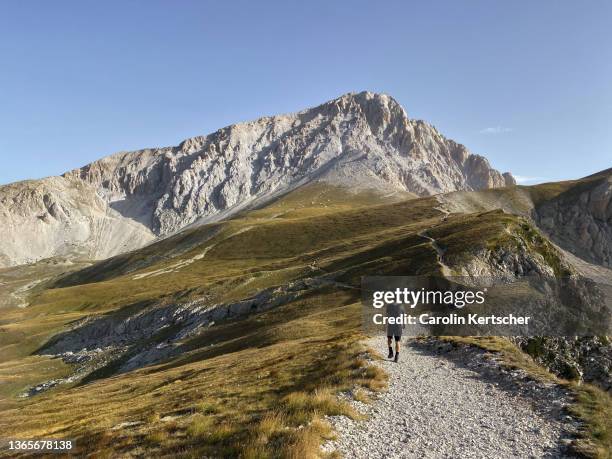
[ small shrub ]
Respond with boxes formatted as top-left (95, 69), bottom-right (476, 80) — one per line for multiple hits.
top-left (256, 412), bottom-right (285, 439)
top-left (283, 388), bottom-right (357, 422)
top-left (206, 423), bottom-right (236, 444)
top-left (353, 389), bottom-right (372, 404)
top-left (186, 414), bottom-right (213, 438)
top-left (196, 401), bottom-right (219, 415)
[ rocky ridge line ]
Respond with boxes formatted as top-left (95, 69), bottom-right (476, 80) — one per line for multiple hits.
top-left (0, 91), bottom-right (514, 267)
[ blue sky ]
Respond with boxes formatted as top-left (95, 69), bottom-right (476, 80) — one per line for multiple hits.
top-left (0, 1), bottom-right (610, 185)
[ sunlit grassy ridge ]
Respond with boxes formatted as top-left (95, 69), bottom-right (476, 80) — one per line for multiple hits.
top-left (524, 167), bottom-right (612, 207)
top-left (440, 168), bottom-right (612, 219)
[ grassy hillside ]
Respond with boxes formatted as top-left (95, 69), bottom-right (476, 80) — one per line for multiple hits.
top-left (2, 289), bottom-right (386, 458)
top-left (1, 181), bottom-right (610, 457)
top-left (440, 168), bottom-right (612, 217)
top-left (525, 167), bottom-right (611, 206)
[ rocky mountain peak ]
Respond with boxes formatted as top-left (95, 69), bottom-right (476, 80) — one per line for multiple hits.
top-left (0, 92), bottom-right (514, 267)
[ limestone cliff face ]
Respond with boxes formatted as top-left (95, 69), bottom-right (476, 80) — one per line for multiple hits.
top-left (536, 171), bottom-right (612, 267)
top-left (0, 92), bottom-right (513, 267)
top-left (0, 177), bottom-right (155, 267)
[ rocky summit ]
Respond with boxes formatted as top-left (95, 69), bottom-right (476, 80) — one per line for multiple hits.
top-left (0, 91), bottom-right (514, 267)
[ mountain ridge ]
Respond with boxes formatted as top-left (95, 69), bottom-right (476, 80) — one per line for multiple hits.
top-left (0, 91), bottom-right (514, 267)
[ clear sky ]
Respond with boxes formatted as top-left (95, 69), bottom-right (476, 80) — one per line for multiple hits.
top-left (1, 1), bottom-right (610, 185)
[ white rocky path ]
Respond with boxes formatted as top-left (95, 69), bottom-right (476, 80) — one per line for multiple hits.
top-left (323, 337), bottom-right (580, 458)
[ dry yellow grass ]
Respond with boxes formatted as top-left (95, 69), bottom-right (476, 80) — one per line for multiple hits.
top-left (0, 291), bottom-right (386, 458)
top-left (352, 389), bottom-right (372, 404)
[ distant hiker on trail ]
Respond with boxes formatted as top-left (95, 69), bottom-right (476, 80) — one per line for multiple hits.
top-left (386, 302), bottom-right (405, 362)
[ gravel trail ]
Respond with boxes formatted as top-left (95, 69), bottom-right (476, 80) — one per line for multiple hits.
top-left (323, 337), bottom-right (579, 458)
top-left (417, 229), bottom-right (452, 277)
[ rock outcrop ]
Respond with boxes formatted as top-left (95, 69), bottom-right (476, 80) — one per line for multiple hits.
top-left (0, 177), bottom-right (155, 266)
top-left (0, 91), bottom-right (513, 267)
top-left (535, 170), bottom-right (612, 267)
top-left (512, 336), bottom-right (612, 391)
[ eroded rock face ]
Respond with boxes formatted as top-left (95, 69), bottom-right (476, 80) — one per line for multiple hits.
top-left (0, 92), bottom-right (513, 267)
top-left (0, 177), bottom-right (155, 266)
top-left (536, 174), bottom-right (612, 267)
top-left (34, 277), bottom-right (320, 384)
top-left (512, 336), bottom-right (612, 391)
top-left (453, 222), bottom-right (612, 391)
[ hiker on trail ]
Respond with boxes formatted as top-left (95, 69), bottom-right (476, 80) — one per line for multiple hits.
top-left (386, 302), bottom-right (405, 362)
